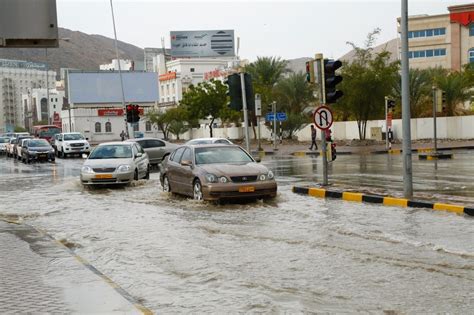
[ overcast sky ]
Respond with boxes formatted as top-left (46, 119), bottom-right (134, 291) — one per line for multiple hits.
top-left (57, 0), bottom-right (468, 60)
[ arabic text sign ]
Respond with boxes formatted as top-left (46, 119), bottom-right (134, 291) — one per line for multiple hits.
top-left (265, 112), bottom-right (287, 122)
top-left (170, 30), bottom-right (235, 57)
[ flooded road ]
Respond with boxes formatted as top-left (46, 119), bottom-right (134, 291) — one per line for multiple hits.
top-left (0, 153), bottom-right (473, 313)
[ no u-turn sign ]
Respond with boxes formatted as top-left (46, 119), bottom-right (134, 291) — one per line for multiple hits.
top-left (313, 105), bottom-right (333, 130)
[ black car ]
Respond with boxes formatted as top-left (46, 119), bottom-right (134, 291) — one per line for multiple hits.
top-left (21, 139), bottom-right (55, 163)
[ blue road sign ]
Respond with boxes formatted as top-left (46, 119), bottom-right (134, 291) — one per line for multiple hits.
top-left (265, 112), bottom-right (287, 122)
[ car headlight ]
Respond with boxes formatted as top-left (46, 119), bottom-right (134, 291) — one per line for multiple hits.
top-left (117, 165), bottom-right (131, 173)
top-left (259, 174), bottom-right (267, 181)
top-left (218, 176), bottom-right (228, 183)
top-left (267, 170), bottom-right (274, 179)
top-left (81, 166), bottom-right (94, 173)
top-left (65, 143), bottom-right (70, 147)
top-left (205, 173), bottom-right (217, 183)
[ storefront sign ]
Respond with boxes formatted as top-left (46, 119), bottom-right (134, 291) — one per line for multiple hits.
top-left (98, 109), bottom-right (124, 116)
top-left (159, 72), bottom-right (177, 81)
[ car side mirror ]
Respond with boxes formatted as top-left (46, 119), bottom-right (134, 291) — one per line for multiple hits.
top-left (135, 152), bottom-right (143, 158)
top-left (181, 160), bottom-right (192, 167)
top-left (255, 156), bottom-right (261, 163)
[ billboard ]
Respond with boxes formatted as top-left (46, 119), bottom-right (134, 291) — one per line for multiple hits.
top-left (170, 30), bottom-right (235, 58)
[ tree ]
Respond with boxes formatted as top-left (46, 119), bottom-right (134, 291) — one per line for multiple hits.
top-left (337, 29), bottom-right (400, 139)
top-left (435, 71), bottom-right (473, 116)
top-left (146, 109), bottom-right (171, 140)
top-left (273, 72), bottom-right (315, 138)
top-left (14, 126), bottom-right (27, 132)
top-left (180, 79), bottom-right (231, 137)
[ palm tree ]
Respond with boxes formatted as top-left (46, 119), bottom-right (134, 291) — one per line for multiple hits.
top-left (435, 71), bottom-right (473, 116)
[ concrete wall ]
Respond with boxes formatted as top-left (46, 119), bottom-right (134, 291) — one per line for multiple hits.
top-left (175, 115), bottom-right (474, 142)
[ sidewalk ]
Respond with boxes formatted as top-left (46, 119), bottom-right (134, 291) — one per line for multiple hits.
top-left (246, 139), bottom-right (474, 156)
top-left (0, 219), bottom-right (149, 314)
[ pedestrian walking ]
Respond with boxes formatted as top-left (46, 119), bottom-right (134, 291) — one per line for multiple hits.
top-left (120, 130), bottom-right (126, 141)
top-left (309, 125), bottom-right (318, 150)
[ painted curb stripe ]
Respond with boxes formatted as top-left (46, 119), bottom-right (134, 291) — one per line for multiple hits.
top-left (383, 197), bottom-right (408, 207)
top-left (342, 192), bottom-right (363, 202)
top-left (309, 188), bottom-right (326, 198)
top-left (362, 195), bottom-right (384, 203)
top-left (292, 186), bottom-right (473, 216)
top-left (433, 203), bottom-right (464, 214)
top-left (388, 149), bottom-right (401, 154)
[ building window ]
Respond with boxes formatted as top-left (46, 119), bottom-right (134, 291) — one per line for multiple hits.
top-left (469, 48), bottom-right (474, 63)
top-left (470, 24), bottom-right (474, 36)
top-left (146, 121), bottom-right (152, 131)
top-left (190, 68), bottom-right (195, 72)
top-left (409, 48), bottom-right (446, 59)
top-left (105, 122), bottom-right (112, 133)
top-left (95, 122), bottom-right (101, 133)
top-left (409, 27), bottom-right (446, 39)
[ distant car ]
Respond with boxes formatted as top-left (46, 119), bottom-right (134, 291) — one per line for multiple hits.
top-left (126, 138), bottom-right (178, 166)
top-left (6, 138), bottom-right (17, 157)
top-left (21, 139), bottom-right (55, 163)
top-left (80, 142), bottom-right (150, 185)
top-left (55, 132), bottom-right (91, 158)
top-left (0, 137), bottom-right (10, 154)
top-left (185, 138), bottom-right (233, 145)
top-left (15, 136), bottom-right (33, 160)
top-left (160, 144), bottom-right (277, 201)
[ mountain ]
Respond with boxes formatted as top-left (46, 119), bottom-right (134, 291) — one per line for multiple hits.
top-left (0, 28), bottom-right (145, 73)
top-left (339, 38), bottom-right (399, 63)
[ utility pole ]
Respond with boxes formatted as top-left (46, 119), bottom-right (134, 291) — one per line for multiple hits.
top-left (272, 101), bottom-right (277, 151)
top-left (385, 96), bottom-right (389, 150)
top-left (432, 86), bottom-right (438, 154)
top-left (45, 48), bottom-right (51, 124)
top-left (109, 0), bottom-right (130, 139)
top-left (401, 0), bottom-right (413, 198)
top-left (255, 94), bottom-right (262, 151)
top-left (240, 72), bottom-right (250, 153)
top-left (315, 53), bottom-right (328, 186)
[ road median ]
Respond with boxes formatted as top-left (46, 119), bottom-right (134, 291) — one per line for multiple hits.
top-left (292, 186), bottom-right (474, 216)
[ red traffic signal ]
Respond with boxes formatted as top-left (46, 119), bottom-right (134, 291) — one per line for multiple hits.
top-left (323, 59), bottom-right (343, 104)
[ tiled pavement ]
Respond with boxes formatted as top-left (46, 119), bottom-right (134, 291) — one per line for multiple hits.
top-left (0, 220), bottom-right (144, 314)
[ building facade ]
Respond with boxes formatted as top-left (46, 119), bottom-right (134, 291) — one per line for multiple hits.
top-left (62, 71), bottom-right (160, 142)
top-left (0, 59), bottom-right (55, 132)
top-left (398, 3), bottom-right (474, 70)
top-left (21, 88), bottom-right (65, 131)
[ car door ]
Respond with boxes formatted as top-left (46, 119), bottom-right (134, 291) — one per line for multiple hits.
top-left (146, 139), bottom-right (166, 164)
top-left (174, 147), bottom-right (194, 196)
top-left (133, 143), bottom-right (148, 177)
top-left (166, 147), bottom-right (185, 193)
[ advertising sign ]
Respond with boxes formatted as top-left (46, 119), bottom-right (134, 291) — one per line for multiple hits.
top-left (170, 30), bottom-right (235, 57)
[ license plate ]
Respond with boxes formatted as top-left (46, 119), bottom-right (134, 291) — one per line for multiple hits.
top-left (95, 174), bottom-right (113, 179)
top-left (239, 186), bottom-right (255, 193)
top-left (39, 154), bottom-right (47, 158)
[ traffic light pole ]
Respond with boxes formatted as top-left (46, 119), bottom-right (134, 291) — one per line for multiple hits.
top-left (315, 53), bottom-right (328, 186)
top-left (272, 102), bottom-right (277, 151)
top-left (385, 96), bottom-right (389, 150)
top-left (255, 94), bottom-right (262, 151)
top-left (401, 0), bottom-right (413, 198)
top-left (240, 72), bottom-right (250, 153)
top-left (432, 86), bottom-right (438, 154)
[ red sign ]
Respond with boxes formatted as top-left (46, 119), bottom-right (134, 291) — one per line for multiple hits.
top-left (98, 109), bottom-right (124, 116)
top-left (313, 105), bottom-right (333, 131)
top-left (159, 72), bottom-right (177, 81)
top-left (204, 69), bottom-right (224, 81)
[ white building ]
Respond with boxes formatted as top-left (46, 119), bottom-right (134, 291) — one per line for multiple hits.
top-left (99, 59), bottom-right (134, 71)
top-left (0, 59), bottom-right (55, 132)
top-left (21, 88), bottom-right (65, 130)
top-left (62, 71), bottom-right (160, 143)
top-left (157, 57), bottom-right (239, 108)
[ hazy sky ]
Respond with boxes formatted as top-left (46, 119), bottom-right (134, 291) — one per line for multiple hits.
top-left (57, 0), bottom-right (468, 60)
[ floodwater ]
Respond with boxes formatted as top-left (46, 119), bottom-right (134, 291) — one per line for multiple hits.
top-left (0, 153), bottom-right (472, 313)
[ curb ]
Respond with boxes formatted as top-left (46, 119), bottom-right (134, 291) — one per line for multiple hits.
top-left (0, 219), bottom-right (153, 315)
top-left (292, 186), bottom-right (474, 216)
top-left (373, 145), bottom-right (474, 155)
top-left (419, 153), bottom-right (453, 160)
top-left (291, 151), bottom-right (353, 156)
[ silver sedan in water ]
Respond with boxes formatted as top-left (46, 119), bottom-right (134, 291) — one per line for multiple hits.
top-left (80, 142), bottom-right (150, 185)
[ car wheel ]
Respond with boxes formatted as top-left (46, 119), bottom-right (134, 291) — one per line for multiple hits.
top-left (162, 175), bottom-right (171, 192)
top-left (134, 169), bottom-right (139, 181)
top-left (193, 179), bottom-right (203, 201)
top-left (144, 165), bottom-right (150, 180)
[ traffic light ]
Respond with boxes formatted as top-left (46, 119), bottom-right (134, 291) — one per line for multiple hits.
top-left (225, 73), bottom-right (255, 111)
top-left (126, 104), bottom-right (133, 123)
top-left (133, 105), bottom-right (141, 123)
top-left (387, 99), bottom-right (396, 111)
top-left (441, 90), bottom-right (447, 112)
top-left (323, 59), bottom-right (343, 104)
top-left (305, 60), bottom-right (315, 83)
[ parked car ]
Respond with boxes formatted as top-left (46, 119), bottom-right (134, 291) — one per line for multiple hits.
top-left (15, 136), bottom-right (33, 160)
top-left (185, 137), bottom-right (233, 145)
top-left (160, 144), bottom-right (277, 201)
top-left (55, 132), bottom-right (91, 158)
top-left (0, 137), bottom-right (10, 154)
top-left (80, 142), bottom-right (150, 185)
top-left (126, 138), bottom-right (178, 166)
top-left (21, 139), bottom-right (55, 163)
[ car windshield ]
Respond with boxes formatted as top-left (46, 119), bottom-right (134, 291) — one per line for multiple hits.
top-left (28, 140), bottom-right (50, 147)
top-left (89, 145), bottom-right (132, 159)
top-left (0, 138), bottom-right (9, 143)
top-left (64, 134), bottom-right (84, 141)
top-left (187, 139), bottom-right (212, 145)
top-left (195, 147), bottom-right (253, 165)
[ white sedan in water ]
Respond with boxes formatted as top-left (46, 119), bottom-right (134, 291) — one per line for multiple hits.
top-left (80, 142), bottom-right (150, 185)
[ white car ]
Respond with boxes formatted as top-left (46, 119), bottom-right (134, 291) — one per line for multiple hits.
top-left (185, 137), bottom-right (233, 145)
top-left (55, 132), bottom-right (91, 158)
top-left (0, 137), bottom-right (10, 154)
top-left (80, 142), bottom-right (150, 185)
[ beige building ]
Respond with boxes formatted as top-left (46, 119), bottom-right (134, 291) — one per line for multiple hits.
top-left (398, 3), bottom-right (474, 70)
